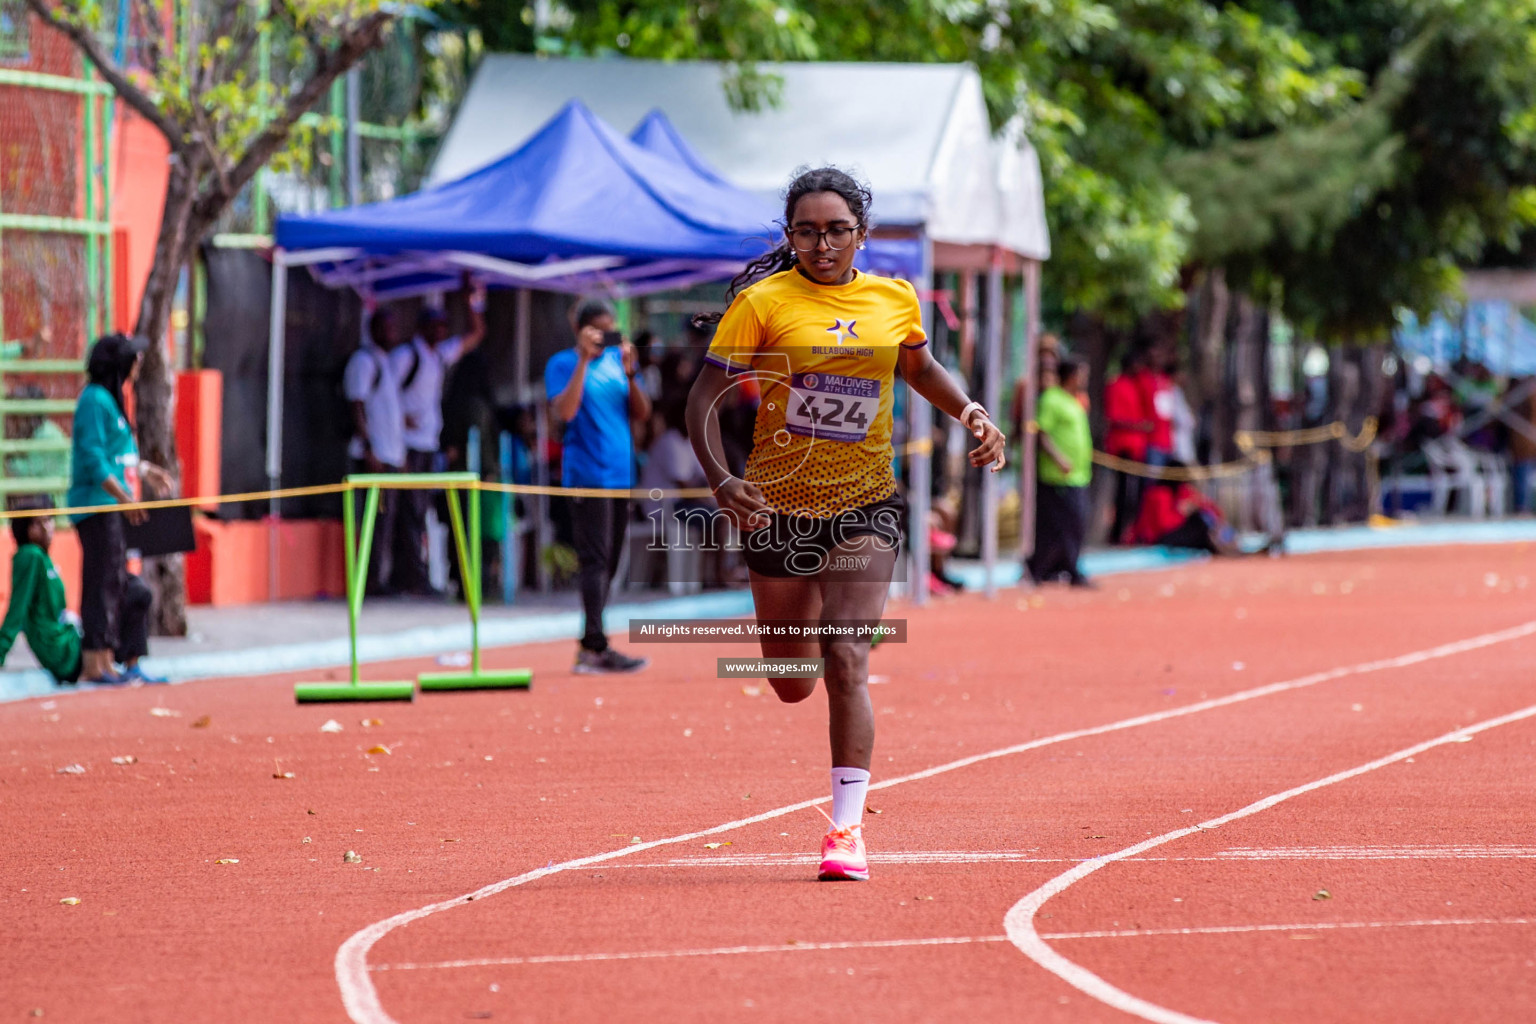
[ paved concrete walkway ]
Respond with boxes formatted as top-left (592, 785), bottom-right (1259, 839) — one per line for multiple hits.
top-left (4, 517), bottom-right (1534, 702)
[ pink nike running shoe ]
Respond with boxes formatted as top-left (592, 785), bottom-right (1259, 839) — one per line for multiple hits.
top-left (818, 823), bottom-right (869, 881)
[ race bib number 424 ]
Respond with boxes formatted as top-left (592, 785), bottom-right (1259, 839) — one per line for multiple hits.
top-left (785, 372), bottom-right (880, 443)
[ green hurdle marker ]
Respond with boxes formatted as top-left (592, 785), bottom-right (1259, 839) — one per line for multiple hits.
top-left (417, 474), bottom-right (532, 692)
top-left (295, 479), bottom-right (414, 703)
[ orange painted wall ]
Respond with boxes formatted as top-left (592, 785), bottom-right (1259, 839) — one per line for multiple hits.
top-left (175, 370), bottom-right (222, 503)
top-left (185, 518), bottom-right (347, 606)
top-left (110, 107), bottom-right (170, 334)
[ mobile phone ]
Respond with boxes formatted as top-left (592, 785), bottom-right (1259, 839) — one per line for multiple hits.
top-left (602, 330), bottom-right (623, 347)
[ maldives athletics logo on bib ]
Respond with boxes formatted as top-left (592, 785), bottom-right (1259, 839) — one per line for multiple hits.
top-left (786, 372), bottom-right (879, 444)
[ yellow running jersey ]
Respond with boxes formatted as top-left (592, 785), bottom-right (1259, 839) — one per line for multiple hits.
top-left (704, 269), bottom-right (928, 517)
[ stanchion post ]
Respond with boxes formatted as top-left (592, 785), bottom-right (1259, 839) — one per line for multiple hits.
top-left (1018, 261), bottom-right (1042, 567)
top-left (500, 431), bottom-right (517, 605)
top-left (908, 233), bottom-right (934, 606)
top-left (982, 253), bottom-right (1003, 598)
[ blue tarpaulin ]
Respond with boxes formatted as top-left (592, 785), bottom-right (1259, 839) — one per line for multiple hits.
top-left (274, 100), bottom-right (778, 297)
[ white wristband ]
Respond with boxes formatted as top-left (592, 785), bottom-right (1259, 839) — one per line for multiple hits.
top-left (959, 401), bottom-right (989, 429)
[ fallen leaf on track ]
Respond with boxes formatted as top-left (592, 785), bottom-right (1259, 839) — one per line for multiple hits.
top-left (629, 837), bottom-right (642, 844)
top-left (110, 755), bottom-right (137, 765)
top-left (273, 772), bottom-right (295, 779)
top-left (319, 720), bottom-right (344, 733)
top-left (360, 718), bottom-right (383, 728)
top-left (344, 851), bottom-right (362, 863)
top-left (366, 744), bottom-right (391, 755)
top-left (55, 764), bottom-right (85, 775)
top-left (1313, 889), bottom-right (1331, 900)
top-left (215, 859), bottom-right (239, 865)
top-left (59, 897), bottom-right (80, 906)
top-left (149, 707), bottom-right (180, 718)
top-left (190, 716), bottom-right (211, 729)
top-left (703, 842), bottom-right (732, 849)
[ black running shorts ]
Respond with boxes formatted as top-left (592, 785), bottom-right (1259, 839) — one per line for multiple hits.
top-left (741, 492), bottom-right (905, 579)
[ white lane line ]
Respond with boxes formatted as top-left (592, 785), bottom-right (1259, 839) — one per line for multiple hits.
top-left (1045, 917), bottom-right (1536, 940)
top-left (609, 844), bottom-right (1536, 869)
top-left (372, 935), bottom-right (1012, 972)
top-left (336, 619), bottom-right (1536, 1024)
top-left (1213, 845), bottom-right (1536, 860)
top-left (372, 917), bottom-right (1536, 973)
top-left (1003, 702), bottom-right (1536, 1024)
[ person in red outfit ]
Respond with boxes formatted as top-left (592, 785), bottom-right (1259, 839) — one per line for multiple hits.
top-left (1136, 365), bottom-right (1175, 463)
top-left (1104, 346), bottom-right (1156, 543)
top-left (1131, 464), bottom-right (1281, 556)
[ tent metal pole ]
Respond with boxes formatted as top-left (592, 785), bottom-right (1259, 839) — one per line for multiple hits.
top-left (1018, 260), bottom-right (1042, 567)
top-left (907, 233), bottom-right (933, 607)
top-left (982, 252), bottom-right (1003, 598)
top-left (515, 288), bottom-right (531, 402)
top-left (266, 247), bottom-right (290, 600)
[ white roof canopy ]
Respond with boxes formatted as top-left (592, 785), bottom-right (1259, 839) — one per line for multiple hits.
top-left (431, 56), bottom-right (1050, 262)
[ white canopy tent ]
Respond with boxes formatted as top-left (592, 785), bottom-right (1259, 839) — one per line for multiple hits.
top-left (432, 57), bottom-right (1049, 261)
top-left (434, 57), bottom-right (1052, 601)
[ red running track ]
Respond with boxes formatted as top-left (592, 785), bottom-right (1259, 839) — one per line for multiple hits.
top-left (3, 543), bottom-right (1535, 1023)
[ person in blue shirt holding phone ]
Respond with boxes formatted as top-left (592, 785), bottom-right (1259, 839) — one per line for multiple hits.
top-left (68, 334), bottom-right (171, 684)
top-left (545, 300), bottom-right (651, 674)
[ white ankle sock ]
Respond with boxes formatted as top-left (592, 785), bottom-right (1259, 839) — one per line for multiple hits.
top-left (830, 767), bottom-right (871, 828)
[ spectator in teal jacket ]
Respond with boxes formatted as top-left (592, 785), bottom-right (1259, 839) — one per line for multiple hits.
top-left (68, 334), bottom-right (170, 684)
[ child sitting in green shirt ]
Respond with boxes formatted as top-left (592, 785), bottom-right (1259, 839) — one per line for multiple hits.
top-left (0, 497), bottom-right (156, 684)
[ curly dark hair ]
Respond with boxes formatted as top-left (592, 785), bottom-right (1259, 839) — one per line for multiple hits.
top-left (694, 166), bottom-right (872, 327)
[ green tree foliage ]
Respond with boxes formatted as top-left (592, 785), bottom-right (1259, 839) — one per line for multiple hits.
top-left (1212, 1), bottom-right (1536, 339)
top-left (459, 1), bottom-right (1357, 321)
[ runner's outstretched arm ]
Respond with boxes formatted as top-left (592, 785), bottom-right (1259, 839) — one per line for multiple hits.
top-left (897, 343), bottom-right (1007, 470)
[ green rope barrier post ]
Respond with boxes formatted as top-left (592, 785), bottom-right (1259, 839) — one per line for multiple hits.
top-left (295, 481), bottom-right (414, 702)
top-left (420, 474), bottom-right (531, 692)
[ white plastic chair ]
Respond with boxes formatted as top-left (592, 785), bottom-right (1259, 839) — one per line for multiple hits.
top-left (1422, 438), bottom-right (1485, 517)
top-left (1475, 450), bottom-right (1509, 517)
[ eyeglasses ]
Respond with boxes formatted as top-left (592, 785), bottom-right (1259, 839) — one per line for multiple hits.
top-left (787, 225), bottom-right (860, 252)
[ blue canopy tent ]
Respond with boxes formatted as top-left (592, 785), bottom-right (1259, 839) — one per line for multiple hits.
top-left (273, 99), bottom-right (778, 301)
top-left (629, 108), bottom-right (731, 187)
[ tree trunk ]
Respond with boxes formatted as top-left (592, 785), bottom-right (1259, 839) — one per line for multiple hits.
top-left (1191, 268), bottom-right (1230, 460)
top-left (1227, 292), bottom-right (1264, 530)
top-left (131, 152), bottom-right (203, 637)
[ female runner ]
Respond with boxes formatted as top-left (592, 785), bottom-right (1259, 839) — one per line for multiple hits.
top-left (686, 168), bottom-right (1006, 881)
